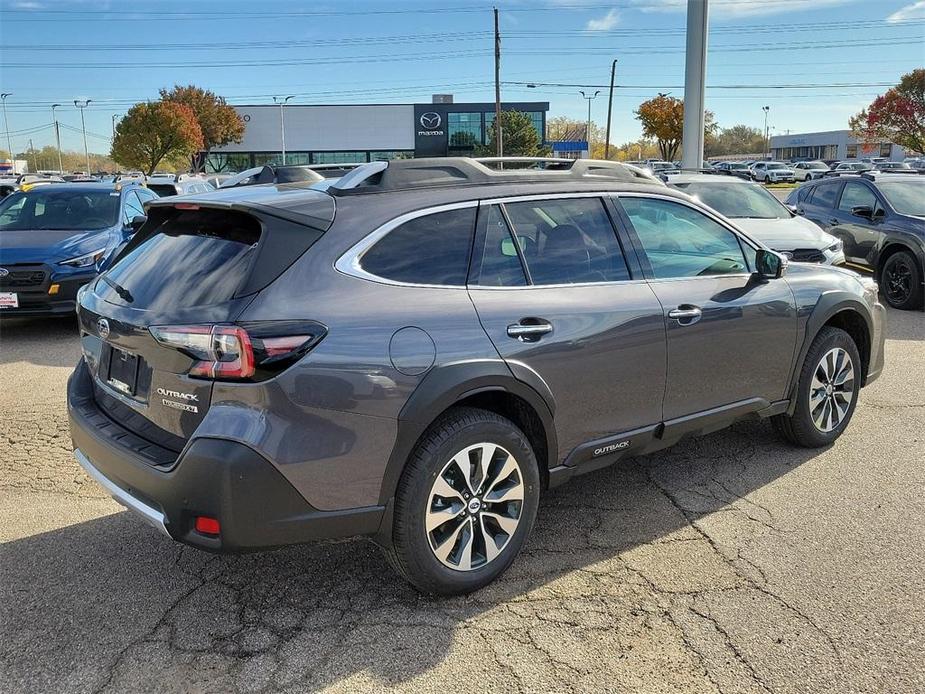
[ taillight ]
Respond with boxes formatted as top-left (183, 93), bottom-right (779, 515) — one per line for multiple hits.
top-left (150, 321), bottom-right (325, 381)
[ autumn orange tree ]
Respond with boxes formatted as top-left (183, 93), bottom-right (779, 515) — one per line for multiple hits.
top-left (111, 101), bottom-right (203, 175)
top-left (850, 69), bottom-right (925, 156)
top-left (160, 85), bottom-right (245, 169)
top-left (635, 95), bottom-right (715, 161)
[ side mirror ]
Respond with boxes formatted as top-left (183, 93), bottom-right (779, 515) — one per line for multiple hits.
top-left (129, 214), bottom-right (147, 231)
top-left (755, 249), bottom-right (787, 279)
top-left (786, 204), bottom-right (802, 215)
top-left (850, 205), bottom-right (873, 220)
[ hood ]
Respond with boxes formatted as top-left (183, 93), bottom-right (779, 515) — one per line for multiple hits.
top-left (732, 216), bottom-right (833, 251)
top-left (0, 228), bottom-right (114, 264)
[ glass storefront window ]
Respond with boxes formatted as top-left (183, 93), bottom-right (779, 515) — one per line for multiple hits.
top-left (205, 152), bottom-right (252, 173)
top-left (369, 151), bottom-right (414, 161)
top-left (448, 112), bottom-right (483, 149)
top-left (484, 111), bottom-right (544, 144)
top-left (311, 152), bottom-right (368, 164)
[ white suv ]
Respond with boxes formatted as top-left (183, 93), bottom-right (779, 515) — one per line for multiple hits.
top-left (792, 161), bottom-right (830, 181)
top-left (751, 161), bottom-right (795, 183)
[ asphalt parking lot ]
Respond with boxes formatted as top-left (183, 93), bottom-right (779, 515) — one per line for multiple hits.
top-left (1, 309), bottom-right (923, 694)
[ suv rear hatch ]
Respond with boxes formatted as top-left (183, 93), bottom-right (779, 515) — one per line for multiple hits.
top-left (76, 192), bottom-right (334, 456)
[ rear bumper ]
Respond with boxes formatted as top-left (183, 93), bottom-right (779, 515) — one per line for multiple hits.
top-left (68, 360), bottom-right (384, 552)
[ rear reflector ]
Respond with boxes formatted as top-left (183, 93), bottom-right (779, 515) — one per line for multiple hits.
top-left (195, 516), bottom-right (221, 535)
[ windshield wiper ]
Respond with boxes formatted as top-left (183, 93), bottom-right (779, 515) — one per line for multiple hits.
top-left (100, 274), bottom-right (134, 304)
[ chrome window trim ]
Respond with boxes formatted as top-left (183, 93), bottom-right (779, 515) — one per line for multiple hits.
top-left (333, 200), bottom-right (479, 289)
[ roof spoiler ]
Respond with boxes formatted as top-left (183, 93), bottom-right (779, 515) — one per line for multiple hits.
top-left (219, 165), bottom-right (324, 189)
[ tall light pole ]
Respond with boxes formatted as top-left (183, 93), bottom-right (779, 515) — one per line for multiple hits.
top-left (681, 0), bottom-right (709, 171)
top-left (74, 99), bottom-right (92, 174)
top-left (111, 113), bottom-right (118, 139)
top-left (604, 59), bottom-right (618, 160)
top-left (1, 93), bottom-right (13, 166)
top-left (273, 95), bottom-right (294, 165)
top-left (762, 105), bottom-right (770, 159)
top-left (579, 90), bottom-right (600, 158)
top-left (51, 104), bottom-right (63, 173)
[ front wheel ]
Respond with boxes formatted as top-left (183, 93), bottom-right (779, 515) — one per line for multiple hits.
top-left (385, 407), bottom-right (541, 595)
top-left (880, 250), bottom-right (923, 310)
top-left (772, 326), bottom-right (861, 447)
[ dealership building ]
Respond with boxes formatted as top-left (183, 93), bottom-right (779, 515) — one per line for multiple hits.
top-left (768, 129), bottom-right (913, 162)
top-left (200, 96), bottom-right (549, 172)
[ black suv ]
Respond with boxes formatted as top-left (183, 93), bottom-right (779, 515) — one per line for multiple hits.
top-left (787, 173), bottom-right (925, 310)
top-left (69, 158), bottom-right (885, 594)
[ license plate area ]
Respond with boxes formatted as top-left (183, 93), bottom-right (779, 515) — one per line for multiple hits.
top-left (105, 344), bottom-right (140, 396)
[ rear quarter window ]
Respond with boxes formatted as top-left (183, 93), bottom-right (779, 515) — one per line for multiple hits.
top-left (359, 207), bottom-right (476, 286)
top-left (809, 182), bottom-right (840, 208)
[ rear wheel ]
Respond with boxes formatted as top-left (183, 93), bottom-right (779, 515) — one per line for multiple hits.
top-left (385, 407), bottom-right (540, 595)
top-left (880, 250), bottom-right (923, 310)
top-left (772, 327), bottom-right (861, 447)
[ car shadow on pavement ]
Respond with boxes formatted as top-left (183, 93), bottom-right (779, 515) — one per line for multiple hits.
top-left (0, 419), bottom-right (825, 693)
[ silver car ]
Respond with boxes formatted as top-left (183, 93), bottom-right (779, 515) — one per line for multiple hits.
top-left (751, 161), bottom-right (796, 183)
top-left (793, 161), bottom-right (830, 181)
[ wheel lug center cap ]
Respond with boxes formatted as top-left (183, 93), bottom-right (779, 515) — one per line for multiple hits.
top-left (467, 498), bottom-right (482, 514)
top-left (825, 384), bottom-right (834, 396)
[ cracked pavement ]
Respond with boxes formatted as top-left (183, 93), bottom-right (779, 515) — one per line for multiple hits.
top-left (1, 308), bottom-right (923, 693)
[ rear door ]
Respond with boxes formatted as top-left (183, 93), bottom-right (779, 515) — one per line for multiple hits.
top-left (467, 194), bottom-right (667, 461)
top-left (614, 193), bottom-right (797, 422)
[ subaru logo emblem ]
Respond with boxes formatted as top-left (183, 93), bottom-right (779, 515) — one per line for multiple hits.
top-left (419, 112), bottom-right (441, 130)
top-left (97, 318), bottom-right (110, 339)
top-left (0, 267), bottom-right (8, 278)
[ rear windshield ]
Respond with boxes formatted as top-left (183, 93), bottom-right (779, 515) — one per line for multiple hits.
top-left (97, 208), bottom-right (260, 310)
top-left (147, 184), bottom-right (179, 197)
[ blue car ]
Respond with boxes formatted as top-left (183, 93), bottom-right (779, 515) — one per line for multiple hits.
top-left (0, 182), bottom-right (158, 317)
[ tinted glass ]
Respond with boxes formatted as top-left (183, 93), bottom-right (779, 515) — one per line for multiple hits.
top-left (0, 188), bottom-right (119, 230)
top-left (878, 180), bottom-right (925, 216)
top-left (147, 183), bottom-right (178, 197)
top-left (838, 181), bottom-right (877, 212)
top-left (97, 209), bottom-right (260, 310)
top-left (122, 191), bottom-right (145, 222)
top-left (473, 206), bottom-right (527, 286)
top-left (809, 182), bottom-right (840, 208)
top-left (360, 207), bottom-right (476, 286)
top-left (503, 197), bottom-right (629, 285)
top-left (620, 197), bottom-right (749, 279)
top-left (673, 182), bottom-right (789, 219)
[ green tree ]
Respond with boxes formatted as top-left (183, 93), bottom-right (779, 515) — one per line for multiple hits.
top-left (111, 101), bottom-right (203, 175)
top-left (635, 95), bottom-right (715, 161)
top-left (159, 84), bottom-right (245, 170)
top-left (706, 124), bottom-right (766, 157)
top-left (850, 69), bottom-right (925, 155)
top-left (480, 110), bottom-right (550, 157)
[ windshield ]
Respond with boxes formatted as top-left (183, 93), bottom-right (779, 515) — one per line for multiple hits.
top-left (878, 180), bottom-right (925, 216)
top-left (808, 162), bottom-right (828, 169)
top-left (767, 163), bottom-right (787, 170)
top-left (675, 181), bottom-right (790, 219)
top-left (0, 189), bottom-right (119, 230)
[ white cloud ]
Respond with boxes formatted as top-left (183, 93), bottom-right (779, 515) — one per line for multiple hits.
top-left (887, 1), bottom-right (925, 22)
top-left (586, 8), bottom-right (620, 30)
top-left (628, 0), bottom-right (861, 19)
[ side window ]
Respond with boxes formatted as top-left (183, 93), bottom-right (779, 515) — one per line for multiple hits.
top-left (359, 207), bottom-right (476, 286)
top-left (809, 182), bottom-right (840, 208)
top-left (503, 197), bottom-right (630, 285)
top-left (122, 191), bottom-right (144, 223)
top-left (619, 197), bottom-right (749, 279)
top-left (136, 188), bottom-right (158, 204)
top-left (796, 185), bottom-right (812, 203)
top-left (838, 181), bottom-right (877, 213)
top-left (472, 205), bottom-right (527, 287)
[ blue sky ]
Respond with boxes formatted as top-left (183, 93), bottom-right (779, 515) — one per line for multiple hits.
top-left (0, 0), bottom-right (923, 155)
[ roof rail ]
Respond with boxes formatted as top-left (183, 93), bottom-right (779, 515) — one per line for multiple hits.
top-left (328, 157), bottom-right (659, 196)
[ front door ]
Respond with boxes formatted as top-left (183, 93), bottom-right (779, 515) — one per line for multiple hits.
top-left (615, 194), bottom-right (798, 422)
top-left (831, 179), bottom-right (885, 267)
top-left (466, 195), bottom-right (667, 460)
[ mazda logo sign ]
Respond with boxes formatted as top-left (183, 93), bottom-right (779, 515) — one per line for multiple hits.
top-left (0, 267), bottom-right (8, 278)
top-left (419, 112), bottom-right (442, 130)
top-left (97, 318), bottom-right (110, 339)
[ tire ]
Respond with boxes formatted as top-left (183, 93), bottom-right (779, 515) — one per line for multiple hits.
top-left (384, 407), bottom-right (541, 595)
top-left (880, 250), bottom-right (924, 310)
top-left (772, 327), bottom-right (861, 448)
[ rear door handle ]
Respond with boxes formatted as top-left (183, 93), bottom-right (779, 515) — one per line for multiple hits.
top-left (507, 320), bottom-right (553, 340)
top-left (668, 306), bottom-right (702, 325)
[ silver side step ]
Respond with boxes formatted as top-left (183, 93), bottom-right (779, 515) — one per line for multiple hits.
top-left (74, 449), bottom-right (171, 538)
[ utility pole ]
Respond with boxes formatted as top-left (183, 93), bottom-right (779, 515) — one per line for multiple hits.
top-left (28, 138), bottom-right (36, 172)
top-left (604, 59), bottom-right (617, 160)
top-left (763, 105), bottom-right (771, 158)
top-left (493, 7), bottom-right (503, 157)
top-left (273, 95), bottom-right (294, 165)
top-left (51, 104), bottom-right (63, 173)
top-left (681, 0), bottom-right (709, 171)
top-left (111, 113), bottom-right (118, 139)
top-left (579, 90), bottom-right (600, 158)
top-left (74, 99), bottom-right (92, 174)
top-left (1, 93), bottom-right (13, 165)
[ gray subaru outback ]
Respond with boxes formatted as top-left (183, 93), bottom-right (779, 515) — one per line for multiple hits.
top-left (68, 158), bottom-right (886, 595)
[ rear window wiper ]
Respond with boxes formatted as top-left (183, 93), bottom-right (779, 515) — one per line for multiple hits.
top-left (100, 274), bottom-right (134, 304)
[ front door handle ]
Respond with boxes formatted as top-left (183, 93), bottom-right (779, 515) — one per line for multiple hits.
top-left (668, 305), bottom-right (702, 325)
top-left (507, 320), bottom-right (553, 341)
top-left (829, 218), bottom-right (840, 226)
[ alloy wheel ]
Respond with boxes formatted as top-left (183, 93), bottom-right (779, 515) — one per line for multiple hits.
top-left (425, 443), bottom-right (524, 571)
top-left (809, 347), bottom-right (856, 433)
top-left (884, 256), bottom-right (913, 306)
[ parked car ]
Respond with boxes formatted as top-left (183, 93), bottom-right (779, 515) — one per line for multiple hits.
top-left (146, 174), bottom-right (215, 197)
top-left (792, 161), bottom-right (830, 181)
top-left (69, 157), bottom-right (885, 594)
top-left (667, 174), bottom-right (844, 265)
top-left (750, 161), bottom-right (795, 183)
top-left (0, 182), bottom-right (157, 316)
top-left (874, 162), bottom-right (914, 172)
top-left (787, 172), bottom-right (925, 309)
top-left (828, 162), bottom-right (874, 175)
